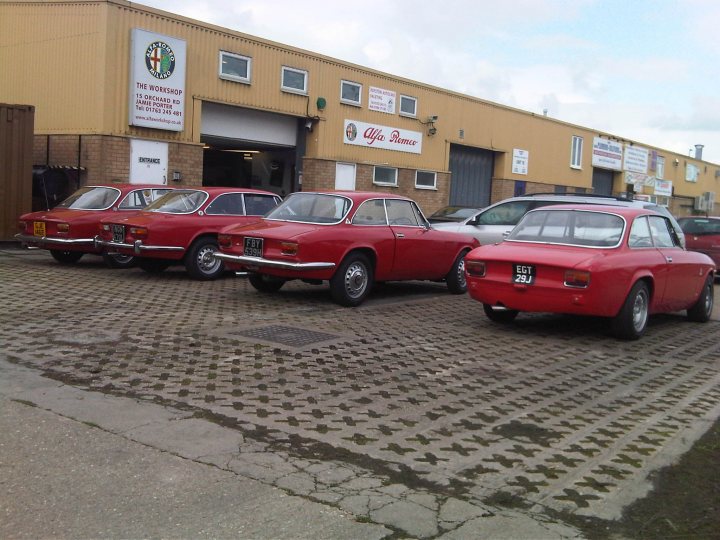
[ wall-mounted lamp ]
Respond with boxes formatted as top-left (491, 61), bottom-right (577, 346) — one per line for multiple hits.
top-left (172, 171), bottom-right (182, 182)
top-left (419, 115), bottom-right (438, 136)
top-left (428, 127), bottom-right (437, 136)
top-left (673, 158), bottom-right (679, 167)
top-left (304, 118), bottom-right (315, 132)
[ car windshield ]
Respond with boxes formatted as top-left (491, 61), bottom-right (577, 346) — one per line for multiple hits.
top-left (266, 193), bottom-right (352, 223)
top-left (56, 187), bottom-right (121, 210)
top-left (144, 190), bottom-right (208, 214)
top-left (428, 206), bottom-right (479, 222)
top-left (508, 209), bottom-right (624, 247)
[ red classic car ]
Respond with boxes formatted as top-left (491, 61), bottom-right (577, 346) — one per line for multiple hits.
top-left (464, 205), bottom-right (715, 339)
top-left (214, 191), bottom-right (480, 306)
top-left (678, 216), bottom-right (720, 267)
top-left (16, 184), bottom-right (173, 267)
top-left (95, 187), bottom-right (281, 280)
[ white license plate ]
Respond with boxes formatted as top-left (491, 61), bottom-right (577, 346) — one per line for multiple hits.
top-left (513, 264), bottom-right (535, 284)
top-left (112, 225), bottom-right (125, 243)
top-left (244, 237), bottom-right (263, 257)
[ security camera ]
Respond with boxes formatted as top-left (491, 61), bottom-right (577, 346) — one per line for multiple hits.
top-left (428, 115), bottom-right (438, 122)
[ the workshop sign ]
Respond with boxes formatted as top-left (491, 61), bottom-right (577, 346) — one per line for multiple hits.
top-left (343, 120), bottom-right (422, 154)
top-left (129, 29), bottom-right (187, 132)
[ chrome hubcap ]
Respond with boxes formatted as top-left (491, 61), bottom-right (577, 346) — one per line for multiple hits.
top-left (632, 289), bottom-right (648, 332)
top-left (198, 246), bottom-right (221, 273)
top-left (457, 259), bottom-right (466, 288)
top-left (344, 262), bottom-right (368, 299)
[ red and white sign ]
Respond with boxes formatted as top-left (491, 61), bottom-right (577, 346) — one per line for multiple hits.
top-left (343, 120), bottom-right (422, 154)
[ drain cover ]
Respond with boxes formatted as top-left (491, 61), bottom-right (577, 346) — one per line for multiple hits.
top-left (231, 325), bottom-right (340, 347)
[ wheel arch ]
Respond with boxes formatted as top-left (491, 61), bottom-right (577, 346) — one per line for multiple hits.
top-left (335, 246), bottom-right (377, 276)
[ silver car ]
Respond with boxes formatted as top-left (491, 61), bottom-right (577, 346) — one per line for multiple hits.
top-left (431, 193), bottom-right (685, 247)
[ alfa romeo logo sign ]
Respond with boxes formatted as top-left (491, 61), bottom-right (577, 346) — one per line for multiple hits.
top-left (145, 41), bottom-right (176, 80)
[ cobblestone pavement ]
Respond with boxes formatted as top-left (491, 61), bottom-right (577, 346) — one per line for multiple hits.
top-left (2, 247), bottom-right (719, 538)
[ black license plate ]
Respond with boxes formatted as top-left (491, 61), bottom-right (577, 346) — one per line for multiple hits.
top-left (112, 225), bottom-right (125, 243)
top-left (244, 237), bottom-right (263, 258)
top-left (513, 264), bottom-right (535, 285)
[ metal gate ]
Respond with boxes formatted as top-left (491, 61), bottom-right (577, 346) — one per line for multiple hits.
top-left (592, 168), bottom-right (614, 196)
top-left (449, 144), bottom-right (494, 207)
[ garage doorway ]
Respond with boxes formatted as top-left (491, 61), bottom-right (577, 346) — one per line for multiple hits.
top-left (449, 144), bottom-right (494, 207)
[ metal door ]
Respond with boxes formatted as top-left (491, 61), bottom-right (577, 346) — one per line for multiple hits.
top-left (592, 168), bottom-right (614, 195)
top-left (449, 144), bottom-right (494, 207)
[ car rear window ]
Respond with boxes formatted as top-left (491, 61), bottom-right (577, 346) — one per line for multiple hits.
top-left (679, 218), bottom-right (720, 235)
top-left (509, 209), bottom-right (624, 247)
top-left (56, 187), bottom-right (121, 210)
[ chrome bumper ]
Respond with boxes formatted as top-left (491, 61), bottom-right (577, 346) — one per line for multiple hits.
top-left (213, 252), bottom-right (335, 271)
top-left (94, 236), bottom-right (185, 255)
top-left (15, 233), bottom-right (95, 247)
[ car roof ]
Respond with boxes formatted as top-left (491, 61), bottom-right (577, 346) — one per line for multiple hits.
top-left (526, 203), bottom-right (662, 217)
top-left (173, 186), bottom-right (278, 196)
top-left (296, 190), bottom-right (412, 203)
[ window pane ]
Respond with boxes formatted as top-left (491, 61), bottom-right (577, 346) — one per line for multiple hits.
top-left (478, 201), bottom-right (532, 226)
top-left (649, 216), bottom-right (676, 247)
top-left (245, 194), bottom-right (279, 215)
top-left (341, 81), bottom-right (361, 103)
top-left (221, 54), bottom-right (248, 79)
top-left (374, 167), bottom-right (397, 185)
top-left (400, 96), bottom-right (416, 115)
top-left (206, 193), bottom-right (244, 215)
top-left (416, 171), bottom-right (436, 188)
top-left (283, 68), bottom-right (306, 91)
top-left (386, 199), bottom-right (420, 226)
top-left (352, 199), bottom-right (387, 225)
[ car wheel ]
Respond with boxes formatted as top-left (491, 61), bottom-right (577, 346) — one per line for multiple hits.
top-left (687, 274), bottom-right (714, 322)
top-left (102, 252), bottom-right (136, 269)
top-left (248, 273), bottom-right (286, 293)
top-left (611, 280), bottom-right (649, 340)
top-left (185, 238), bottom-right (224, 280)
top-left (137, 258), bottom-right (171, 274)
top-left (446, 250), bottom-right (468, 294)
top-left (483, 303), bottom-right (519, 323)
top-left (50, 250), bottom-right (83, 264)
top-left (330, 252), bottom-right (374, 307)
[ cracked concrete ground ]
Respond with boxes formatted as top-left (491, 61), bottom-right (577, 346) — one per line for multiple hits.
top-left (1, 246), bottom-right (719, 538)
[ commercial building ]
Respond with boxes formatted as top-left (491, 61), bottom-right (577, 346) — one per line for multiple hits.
top-left (1, 0), bottom-right (718, 216)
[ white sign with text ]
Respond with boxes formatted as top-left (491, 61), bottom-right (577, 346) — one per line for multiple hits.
top-left (343, 120), bottom-right (422, 154)
top-left (368, 87), bottom-right (396, 114)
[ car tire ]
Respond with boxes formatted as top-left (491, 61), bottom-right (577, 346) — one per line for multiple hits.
top-left (611, 280), bottom-right (649, 340)
top-left (330, 252), bottom-right (373, 307)
top-left (446, 250), bottom-right (468, 294)
top-left (483, 303), bottom-right (519, 323)
top-left (50, 249), bottom-right (83, 264)
top-left (185, 238), bottom-right (224, 281)
top-left (102, 252), bottom-right (136, 269)
top-left (687, 274), bottom-right (714, 322)
top-left (137, 257), bottom-right (171, 274)
top-left (248, 273), bottom-right (286, 293)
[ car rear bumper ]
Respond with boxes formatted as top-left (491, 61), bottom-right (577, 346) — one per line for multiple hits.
top-left (214, 252), bottom-right (335, 271)
top-left (94, 236), bottom-right (185, 255)
top-left (15, 233), bottom-right (95, 248)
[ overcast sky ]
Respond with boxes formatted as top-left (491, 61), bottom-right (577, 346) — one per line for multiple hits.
top-left (140, 0), bottom-right (720, 164)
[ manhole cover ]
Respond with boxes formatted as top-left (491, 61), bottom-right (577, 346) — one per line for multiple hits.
top-left (230, 325), bottom-right (340, 348)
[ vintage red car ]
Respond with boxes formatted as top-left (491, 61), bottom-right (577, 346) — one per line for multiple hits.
top-left (465, 205), bottom-right (715, 339)
top-left (214, 191), bottom-right (480, 306)
top-left (95, 187), bottom-right (281, 280)
top-left (16, 184), bottom-right (173, 267)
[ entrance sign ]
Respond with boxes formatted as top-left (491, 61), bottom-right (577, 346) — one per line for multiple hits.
top-left (129, 29), bottom-right (187, 132)
top-left (343, 120), bottom-right (422, 154)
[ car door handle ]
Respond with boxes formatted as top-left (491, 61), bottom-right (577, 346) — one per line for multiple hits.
top-left (396, 233), bottom-right (405, 238)
top-left (666, 256), bottom-right (673, 263)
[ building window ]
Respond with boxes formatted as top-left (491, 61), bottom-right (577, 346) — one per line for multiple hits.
top-left (514, 181), bottom-right (527, 197)
top-left (219, 51), bottom-right (251, 83)
top-left (399, 95), bottom-right (417, 117)
top-left (415, 170), bottom-right (436, 189)
top-left (656, 156), bottom-right (665, 179)
top-left (373, 166), bottom-right (398, 187)
top-left (571, 136), bottom-right (583, 169)
top-left (554, 185), bottom-right (567, 194)
top-left (340, 80), bottom-right (362, 106)
top-left (281, 66), bottom-right (307, 94)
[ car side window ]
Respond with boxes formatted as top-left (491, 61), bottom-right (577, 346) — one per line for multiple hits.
top-left (386, 199), bottom-right (420, 226)
top-left (629, 216), bottom-right (654, 248)
top-left (206, 193), bottom-right (245, 215)
top-left (352, 199), bottom-right (387, 225)
top-left (648, 215), bottom-right (677, 248)
top-left (477, 201), bottom-right (532, 226)
top-left (244, 194), bottom-right (280, 216)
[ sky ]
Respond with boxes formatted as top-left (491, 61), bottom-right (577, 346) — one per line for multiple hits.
top-left (140, 0), bottom-right (720, 164)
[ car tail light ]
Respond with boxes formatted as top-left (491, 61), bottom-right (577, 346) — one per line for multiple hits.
top-left (56, 223), bottom-right (69, 233)
top-left (218, 234), bottom-right (232, 248)
top-left (129, 226), bottom-right (148, 239)
top-left (281, 242), bottom-right (298, 256)
top-left (564, 270), bottom-right (590, 288)
top-left (465, 260), bottom-right (486, 277)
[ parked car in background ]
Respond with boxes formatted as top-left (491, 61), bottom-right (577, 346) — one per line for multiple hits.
top-left (95, 187), bottom-right (281, 280)
top-left (214, 191), bottom-right (479, 306)
top-left (427, 206), bottom-right (484, 224)
top-left (465, 205), bottom-right (714, 340)
top-left (432, 193), bottom-right (686, 247)
top-left (678, 216), bottom-right (720, 267)
top-left (16, 184), bottom-right (172, 267)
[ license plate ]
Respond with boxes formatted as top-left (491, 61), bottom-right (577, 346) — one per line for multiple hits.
top-left (33, 221), bottom-right (46, 237)
top-left (513, 264), bottom-right (535, 285)
top-left (244, 237), bottom-right (263, 258)
top-left (112, 224), bottom-right (125, 243)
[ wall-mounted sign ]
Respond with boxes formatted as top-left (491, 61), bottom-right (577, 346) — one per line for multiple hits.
top-left (623, 144), bottom-right (649, 173)
top-left (129, 29), bottom-right (187, 132)
top-left (343, 120), bottom-right (422, 154)
top-left (655, 179), bottom-right (673, 197)
top-left (512, 149), bottom-right (529, 175)
top-left (592, 137), bottom-right (623, 170)
top-left (368, 87), bottom-right (396, 114)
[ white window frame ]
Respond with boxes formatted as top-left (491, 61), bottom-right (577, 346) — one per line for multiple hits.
top-left (373, 166), bottom-right (398, 187)
top-left (399, 95), bottom-right (417, 118)
top-left (281, 66), bottom-right (308, 95)
top-left (340, 80), bottom-right (362, 106)
top-left (415, 170), bottom-right (436, 190)
top-left (218, 51), bottom-right (251, 84)
top-left (656, 156), bottom-right (665, 179)
top-left (570, 135), bottom-right (583, 169)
